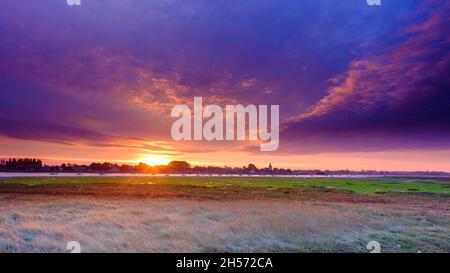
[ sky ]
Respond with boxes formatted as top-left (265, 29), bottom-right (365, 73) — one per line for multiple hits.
top-left (0, 0), bottom-right (449, 171)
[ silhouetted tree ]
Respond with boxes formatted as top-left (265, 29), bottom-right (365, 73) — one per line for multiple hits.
top-left (167, 161), bottom-right (191, 173)
top-left (4, 158), bottom-right (42, 170)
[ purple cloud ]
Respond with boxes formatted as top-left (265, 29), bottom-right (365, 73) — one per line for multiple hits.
top-left (0, 0), bottom-right (448, 158)
top-left (281, 0), bottom-right (450, 153)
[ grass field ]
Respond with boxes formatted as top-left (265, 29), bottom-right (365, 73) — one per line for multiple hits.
top-left (0, 176), bottom-right (448, 252)
top-left (1, 176), bottom-right (449, 195)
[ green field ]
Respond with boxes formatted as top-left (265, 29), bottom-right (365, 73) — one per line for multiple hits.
top-left (1, 176), bottom-right (449, 195)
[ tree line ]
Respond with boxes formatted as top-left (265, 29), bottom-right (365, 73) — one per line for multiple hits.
top-left (0, 158), bottom-right (290, 174)
top-left (0, 158), bottom-right (43, 170)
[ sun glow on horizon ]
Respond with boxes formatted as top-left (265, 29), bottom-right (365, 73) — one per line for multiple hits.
top-left (141, 156), bottom-right (170, 166)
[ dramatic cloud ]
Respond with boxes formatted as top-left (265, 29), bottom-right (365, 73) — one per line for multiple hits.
top-left (281, 0), bottom-right (450, 153)
top-left (0, 0), bottom-right (448, 168)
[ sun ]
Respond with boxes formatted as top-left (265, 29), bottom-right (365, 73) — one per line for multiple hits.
top-left (143, 157), bottom-right (170, 166)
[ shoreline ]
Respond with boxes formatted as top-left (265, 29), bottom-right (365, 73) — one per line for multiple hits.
top-left (1, 172), bottom-right (449, 178)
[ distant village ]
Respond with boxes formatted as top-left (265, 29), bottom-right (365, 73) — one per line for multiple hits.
top-left (1, 158), bottom-right (449, 177)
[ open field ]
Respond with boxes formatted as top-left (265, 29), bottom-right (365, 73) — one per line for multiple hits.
top-left (0, 176), bottom-right (448, 253)
top-left (1, 176), bottom-right (449, 195)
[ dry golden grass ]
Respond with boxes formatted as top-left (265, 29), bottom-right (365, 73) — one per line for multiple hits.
top-left (0, 194), bottom-right (448, 253)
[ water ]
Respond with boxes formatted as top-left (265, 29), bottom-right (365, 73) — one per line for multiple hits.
top-left (0, 172), bottom-right (432, 178)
